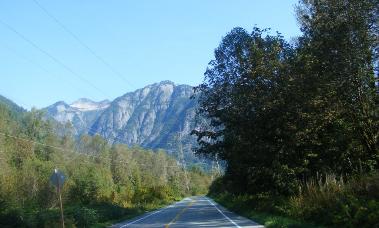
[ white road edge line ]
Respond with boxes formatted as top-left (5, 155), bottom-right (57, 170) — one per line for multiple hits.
top-left (119, 198), bottom-right (190, 228)
top-left (206, 197), bottom-right (242, 228)
top-left (119, 209), bottom-right (164, 228)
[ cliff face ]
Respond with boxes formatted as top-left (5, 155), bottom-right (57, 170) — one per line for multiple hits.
top-left (45, 99), bottom-right (110, 135)
top-left (45, 81), bottom-right (200, 162)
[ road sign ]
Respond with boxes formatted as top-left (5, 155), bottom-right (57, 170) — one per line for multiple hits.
top-left (50, 169), bottom-right (65, 188)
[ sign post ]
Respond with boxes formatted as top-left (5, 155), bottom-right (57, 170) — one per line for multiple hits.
top-left (50, 169), bottom-right (66, 228)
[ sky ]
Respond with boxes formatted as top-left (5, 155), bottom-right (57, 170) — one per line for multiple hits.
top-left (0, 0), bottom-right (301, 110)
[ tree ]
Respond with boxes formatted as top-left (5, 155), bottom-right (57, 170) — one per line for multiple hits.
top-left (194, 0), bottom-right (379, 195)
top-left (295, 0), bottom-right (379, 174)
top-left (193, 27), bottom-right (297, 194)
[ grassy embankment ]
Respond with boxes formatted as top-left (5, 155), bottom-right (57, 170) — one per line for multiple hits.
top-left (210, 173), bottom-right (379, 228)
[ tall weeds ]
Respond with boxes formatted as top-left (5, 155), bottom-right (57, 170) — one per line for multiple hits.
top-left (288, 173), bottom-right (379, 227)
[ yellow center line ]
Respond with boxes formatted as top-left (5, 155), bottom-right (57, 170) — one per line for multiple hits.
top-left (165, 199), bottom-right (196, 228)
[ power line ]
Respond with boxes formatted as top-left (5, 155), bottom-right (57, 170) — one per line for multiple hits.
top-left (0, 86), bottom-right (142, 148)
top-left (0, 13), bottom-right (194, 168)
top-left (0, 131), bottom-right (182, 169)
top-left (1, 44), bottom-right (93, 96)
top-left (0, 44), bottom-right (128, 143)
top-left (0, 18), bottom-right (110, 98)
top-left (0, 44), bottom-right (131, 144)
top-left (0, 131), bottom-right (72, 153)
top-left (0, 82), bottom-right (191, 162)
top-left (32, 0), bottom-right (135, 89)
top-left (0, 18), bottom-right (136, 144)
top-left (0, 14), bottom-right (142, 148)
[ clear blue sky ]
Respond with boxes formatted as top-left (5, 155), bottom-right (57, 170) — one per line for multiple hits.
top-left (0, 0), bottom-right (301, 110)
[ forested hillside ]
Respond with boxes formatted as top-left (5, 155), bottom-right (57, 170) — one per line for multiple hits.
top-left (194, 0), bottom-right (379, 226)
top-left (0, 101), bottom-right (211, 227)
top-left (0, 95), bottom-right (26, 115)
top-left (45, 81), bottom-right (203, 164)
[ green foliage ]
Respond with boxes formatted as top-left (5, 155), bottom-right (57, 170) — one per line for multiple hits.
top-left (35, 209), bottom-right (64, 228)
top-left (68, 164), bottom-right (113, 204)
top-left (0, 101), bottom-right (212, 227)
top-left (211, 173), bottom-right (379, 227)
top-left (0, 95), bottom-right (26, 116)
top-left (188, 165), bottom-right (212, 195)
top-left (72, 207), bottom-right (99, 227)
top-left (211, 192), bottom-right (319, 228)
top-left (294, 0), bottom-right (379, 175)
top-left (193, 26), bottom-right (299, 195)
top-left (0, 208), bottom-right (26, 228)
top-left (194, 0), bottom-right (379, 196)
top-left (288, 173), bottom-right (379, 227)
top-left (196, 0), bottom-right (378, 226)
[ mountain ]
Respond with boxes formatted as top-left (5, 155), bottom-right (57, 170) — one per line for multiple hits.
top-left (45, 99), bottom-right (110, 135)
top-left (0, 95), bottom-right (26, 114)
top-left (70, 98), bottom-right (110, 111)
top-left (45, 81), bottom-right (201, 162)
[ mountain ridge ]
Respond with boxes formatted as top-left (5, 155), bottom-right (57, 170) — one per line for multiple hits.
top-left (0, 95), bottom-right (26, 114)
top-left (44, 81), bottom-right (201, 162)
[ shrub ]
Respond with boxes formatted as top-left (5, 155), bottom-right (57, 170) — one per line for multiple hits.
top-left (288, 173), bottom-right (379, 227)
top-left (0, 208), bottom-right (25, 228)
top-left (35, 209), bottom-right (60, 228)
top-left (72, 207), bottom-right (99, 227)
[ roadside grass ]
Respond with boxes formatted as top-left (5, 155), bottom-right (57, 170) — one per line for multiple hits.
top-left (210, 173), bottom-right (379, 228)
top-left (211, 193), bottom-right (321, 228)
top-left (0, 197), bottom-right (184, 228)
top-left (89, 204), bottom-right (145, 228)
top-left (239, 211), bottom-right (320, 228)
top-left (24, 203), bottom-right (145, 228)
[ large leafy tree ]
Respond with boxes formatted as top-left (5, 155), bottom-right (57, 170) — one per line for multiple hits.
top-left (194, 0), bottom-right (379, 195)
top-left (295, 0), bottom-right (379, 174)
top-left (193, 28), bottom-right (297, 194)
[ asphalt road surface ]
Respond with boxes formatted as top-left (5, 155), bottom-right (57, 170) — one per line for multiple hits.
top-left (111, 196), bottom-right (264, 228)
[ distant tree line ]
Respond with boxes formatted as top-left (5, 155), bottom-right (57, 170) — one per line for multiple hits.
top-left (193, 0), bottom-right (378, 195)
top-left (0, 104), bottom-right (211, 227)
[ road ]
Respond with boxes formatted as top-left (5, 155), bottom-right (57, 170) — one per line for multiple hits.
top-left (111, 196), bottom-right (264, 228)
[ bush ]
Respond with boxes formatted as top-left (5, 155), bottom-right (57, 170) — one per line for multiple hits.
top-left (288, 173), bottom-right (379, 227)
top-left (211, 173), bottom-right (379, 227)
top-left (35, 209), bottom-right (60, 228)
top-left (211, 192), bottom-right (318, 228)
top-left (90, 202), bottom-right (135, 222)
top-left (72, 207), bottom-right (99, 227)
top-left (0, 208), bottom-right (25, 228)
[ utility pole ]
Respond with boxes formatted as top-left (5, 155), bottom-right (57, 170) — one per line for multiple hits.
top-left (50, 169), bottom-right (65, 228)
top-left (177, 129), bottom-right (190, 192)
top-left (57, 178), bottom-right (65, 228)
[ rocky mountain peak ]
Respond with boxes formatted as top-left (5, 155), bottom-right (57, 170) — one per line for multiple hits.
top-left (70, 98), bottom-right (110, 111)
top-left (44, 81), bottom-right (201, 163)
